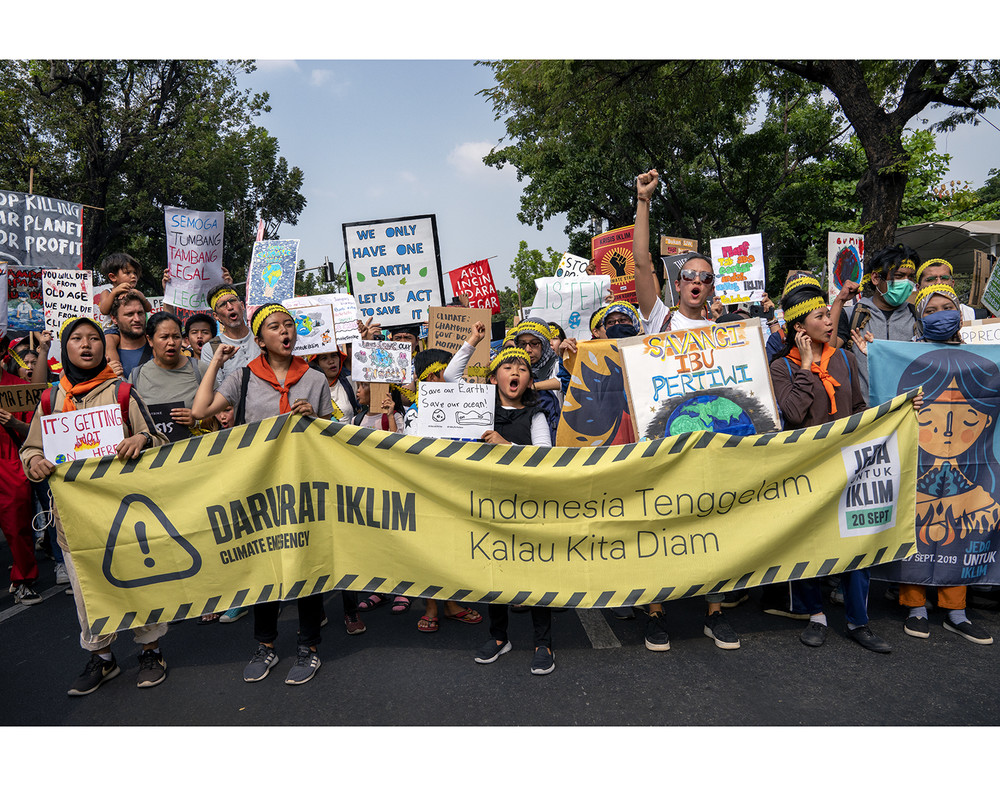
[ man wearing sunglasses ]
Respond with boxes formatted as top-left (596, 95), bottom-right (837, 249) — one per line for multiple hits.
top-left (627, 168), bottom-right (741, 653)
top-left (634, 170), bottom-right (714, 334)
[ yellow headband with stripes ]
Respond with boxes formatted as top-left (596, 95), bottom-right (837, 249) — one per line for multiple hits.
top-left (251, 304), bottom-right (290, 337)
top-left (784, 296), bottom-right (827, 324)
top-left (417, 361), bottom-right (448, 383)
top-left (590, 301), bottom-right (640, 333)
top-left (511, 320), bottom-right (554, 342)
top-left (916, 258), bottom-right (953, 283)
top-left (488, 346), bottom-right (531, 374)
top-left (208, 287), bottom-right (240, 310)
top-left (783, 276), bottom-right (821, 296)
top-left (914, 282), bottom-right (958, 310)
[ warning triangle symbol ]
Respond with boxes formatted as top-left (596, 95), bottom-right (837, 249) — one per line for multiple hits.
top-left (101, 494), bottom-right (202, 589)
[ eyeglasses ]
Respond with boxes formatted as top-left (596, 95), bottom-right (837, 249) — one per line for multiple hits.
top-left (516, 338), bottom-right (542, 350)
top-left (680, 269), bottom-right (714, 284)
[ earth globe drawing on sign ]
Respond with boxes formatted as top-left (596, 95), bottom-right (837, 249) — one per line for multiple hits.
top-left (644, 387), bottom-right (776, 440)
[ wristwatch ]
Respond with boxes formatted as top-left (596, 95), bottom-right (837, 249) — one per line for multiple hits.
top-left (139, 430), bottom-right (153, 448)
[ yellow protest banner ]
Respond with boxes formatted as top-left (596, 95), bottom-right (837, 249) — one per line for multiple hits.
top-left (50, 393), bottom-right (918, 635)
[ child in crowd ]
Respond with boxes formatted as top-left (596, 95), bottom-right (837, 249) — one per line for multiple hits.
top-left (20, 317), bottom-right (169, 693)
top-left (474, 345), bottom-right (556, 674)
top-left (309, 349), bottom-right (358, 421)
top-left (508, 317), bottom-right (563, 443)
top-left (183, 313), bottom-right (217, 360)
top-left (402, 321), bottom-right (487, 631)
top-left (95, 253), bottom-right (154, 368)
top-left (769, 277), bottom-right (892, 653)
top-left (192, 303), bottom-right (334, 685)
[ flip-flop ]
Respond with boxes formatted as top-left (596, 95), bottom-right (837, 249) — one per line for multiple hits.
top-left (417, 615), bottom-right (439, 633)
top-left (198, 613), bottom-right (220, 625)
top-left (358, 594), bottom-right (384, 611)
top-left (391, 596), bottom-right (410, 614)
top-left (445, 608), bottom-right (483, 624)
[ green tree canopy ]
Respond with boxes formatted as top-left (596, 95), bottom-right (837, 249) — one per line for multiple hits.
top-left (0, 59), bottom-right (305, 291)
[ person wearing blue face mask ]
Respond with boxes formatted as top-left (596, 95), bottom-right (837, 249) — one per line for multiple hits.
top-left (848, 244), bottom-right (921, 402)
top-left (915, 284), bottom-right (964, 343)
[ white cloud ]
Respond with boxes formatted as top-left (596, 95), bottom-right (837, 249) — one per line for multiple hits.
top-left (254, 60), bottom-right (301, 74)
top-left (447, 141), bottom-right (511, 182)
top-left (308, 68), bottom-right (350, 93)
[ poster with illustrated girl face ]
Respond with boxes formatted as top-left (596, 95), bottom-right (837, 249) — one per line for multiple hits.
top-left (869, 340), bottom-right (1000, 586)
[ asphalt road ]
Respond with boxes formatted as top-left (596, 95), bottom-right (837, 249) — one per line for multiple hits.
top-left (3, 544), bottom-right (999, 727)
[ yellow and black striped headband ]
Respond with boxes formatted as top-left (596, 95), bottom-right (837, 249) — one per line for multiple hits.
top-left (510, 320), bottom-right (554, 342)
top-left (783, 276), bottom-right (821, 296)
top-left (6, 347), bottom-right (28, 371)
top-left (488, 346), bottom-right (531, 374)
top-left (250, 304), bottom-right (291, 337)
top-left (590, 301), bottom-right (640, 333)
top-left (784, 295), bottom-right (827, 324)
top-left (208, 287), bottom-right (240, 310)
top-left (915, 258), bottom-right (953, 283)
top-left (418, 361), bottom-right (449, 383)
top-left (915, 283), bottom-right (958, 311)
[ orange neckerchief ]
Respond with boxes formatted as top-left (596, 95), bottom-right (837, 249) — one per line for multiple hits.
top-left (787, 343), bottom-right (840, 415)
top-left (247, 354), bottom-right (310, 413)
top-left (59, 366), bottom-right (119, 412)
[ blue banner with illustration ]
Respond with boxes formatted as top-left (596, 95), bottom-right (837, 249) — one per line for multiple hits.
top-left (869, 340), bottom-right (1000, 585)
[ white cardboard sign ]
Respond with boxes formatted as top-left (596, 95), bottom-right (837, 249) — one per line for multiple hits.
top-left (41, 404), bottom-right (125, 465)
top-left (416, 382), bottom-right (496, 440)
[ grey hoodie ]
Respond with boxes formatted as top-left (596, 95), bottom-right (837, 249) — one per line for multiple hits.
top-left (850, 294), bottom-right (918, 402)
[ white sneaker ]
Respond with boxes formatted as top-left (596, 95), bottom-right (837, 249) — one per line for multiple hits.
top-left (55, 563), bottom-right (70, 585)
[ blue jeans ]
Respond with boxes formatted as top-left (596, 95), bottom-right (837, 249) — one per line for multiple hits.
top-left (793, 569), bottom-right (871, 627)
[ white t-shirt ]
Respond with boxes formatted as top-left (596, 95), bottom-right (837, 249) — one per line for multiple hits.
top-left (642, 297), bottom-right (711, 333)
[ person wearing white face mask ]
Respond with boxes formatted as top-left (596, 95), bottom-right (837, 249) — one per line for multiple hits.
top-left (847, 244), bottom-right (921, 402)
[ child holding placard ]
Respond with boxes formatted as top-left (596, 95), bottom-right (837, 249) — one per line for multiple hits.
top-left (474, 345), bottom-right (555, 674)
top-left (20, 317), bottom-right (168, 694)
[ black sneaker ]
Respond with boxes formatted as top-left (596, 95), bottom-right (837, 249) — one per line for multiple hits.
top-left (136, 650), bottom-right (167, 688)
top-left (243, 643), bottom-right (279, 682)
top-left (720, 590), bottom-right (749, 608)
top-left (704, 611), bottom-right (741, 649)
top-left (474, 639), bottom-right (512, 664)
top-left (67, 653), bottom-right (120, 696)
top-left (12, 584), bottom-right (42, 606)
top-left (799, 621), bottom-right (828, 647)
top-left (644, 611), bottom-right (670, 651)
top-left (847, 625), bottom-right (892, 653)
top-left (904, 616), bottom-right (930, 638)
top-left (284, 645), bottom-right (321, 685)
top-left (530, 646), bottom-right (555, 675)
top-left (943, 618), bottom-right (994, 645)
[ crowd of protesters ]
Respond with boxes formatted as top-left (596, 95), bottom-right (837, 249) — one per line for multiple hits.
top-left (2, 171), bottom-right (998, 693)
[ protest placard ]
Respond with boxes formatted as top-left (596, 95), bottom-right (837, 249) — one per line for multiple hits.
top-left (592, 225), bottom-right (636, 303)
top-left (448, 259), bottom-right (500, 313)
top-left (246, 239), bottom-right (299, 308)
top-left (416, 381), bottom-right (496, 439)
top-left (5, 265), bottom-right (44, 331)
top-left (43, 269), bottom-right (93, 335)
top-left (147, 402), bottom-right (189, 443)
top-left (554, 252), bottom-right (590, 278)
top-left (287, 304), bottom-right (337, 358)
top-left (960, 318), bottom-right (1000, 345)
top-left (970, 250), bottom-right (990, 308)
top-left (660, 235), bottom-right (698, 257)
top-left (710, 233), bottom-right (766, 304)
top-left (41, 404), bottom-right (125, 465)
top-left (0, 381), bottom-right (46, 413)
top-left (352, 339), bottom-right (412, 384)
top-left (427, 306), bottom-right (491, 383)
top-left (981, 259), bottom-right (1000, 317)
top-left (344, 214), bottom-right (445, 327)
top-left (0, 191), bottom-right (83, 270)
top-left (620, 321), bottom-right (780, 441)
top-left (525, 275), bottom-right (610, 341)
top-left (163, 207), bottom-right (225, 310)
top-left (827, 232), bottom-right (864, 303)
top-left (286, 293), bottom-right (362, 349)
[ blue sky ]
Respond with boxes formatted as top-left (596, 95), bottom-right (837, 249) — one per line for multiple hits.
top-left (241, 60), bottom-right (566, 295)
